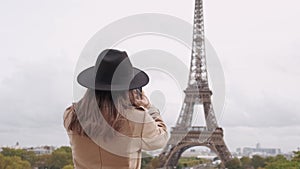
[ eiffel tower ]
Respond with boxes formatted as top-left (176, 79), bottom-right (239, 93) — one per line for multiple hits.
top-left (157, 0), bottom-right (232, 168)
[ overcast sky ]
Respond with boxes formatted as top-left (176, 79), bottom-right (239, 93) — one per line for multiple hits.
top-left (0, 0), bottom-right (300, 153)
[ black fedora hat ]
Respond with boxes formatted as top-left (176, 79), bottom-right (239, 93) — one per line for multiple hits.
top-left (77, 49), bottom-right (149, 91)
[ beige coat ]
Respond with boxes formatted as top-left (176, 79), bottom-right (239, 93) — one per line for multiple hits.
top-left (63, 105), bottom-right (168, 169)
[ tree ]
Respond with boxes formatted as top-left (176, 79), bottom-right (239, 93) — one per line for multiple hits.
top-left (48, 146), bottom-right (73, 169)
top-left (180, 157), bottom-right (206, 167)
top-left (0, 154), bottom-right (4, 169)
top-left (292, 151), bottom-right (300, 162)
top-left (251, 155), bottom-right (266, 169)
top-left (263, 153), bottom-right (300, 169)
top-left (62, 164), bottom-right (74, 169)
top-left (264, 160), bottom-right (299, 169)
top-left (0, 147), bottom-right (36, 166)
top-left (35, 154), bottom-right (52, 169)
top-left (150, 157), bottom-right (160, 169)
top-left (141, 152), bottom-right (153, 169)
top-left (0, 154), bottom-right (31, 169)
top-left (225, 157), bottom-right (242, 169)
top-left (240, 156), bottom-right (252, 168)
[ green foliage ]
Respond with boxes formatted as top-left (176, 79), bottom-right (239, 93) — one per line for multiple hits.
top-left (235, 152), bottom-right (300, 169)
top-left (225, 157), bottom-right (242, 169)
top-left (265, 161), bottom-right (300, 169)
top-left (263, 153), bottom-right (300, 169)
top-left (48, 146), bottom-right (73, 169)
top-left (0, 153), bottom-right (31, 169)
top-left (1, 148), bottom-right (36, 166)
top-left (62, 164), bottom-right (74, 169)
top-left (251, 155), bottom-right (266, 169)
top-left (177, 157), bottom-right (207, 169)
top-left (292, 151), bottom-right (300, 162)
top-left (240, 156), bottom-right (251, 168)
top-left (141, 156), bottom-right (208, 169)
top-left (0, 146), bottom-right (73, 169)
top-left (149, 157), bottom-right (160, 169)
top-left (55, 146), bottom-right (72, 154)
top-left (34, 154), bottom-right (52, 168)
top-left (141, 152), bottom-right (153, 169)
top-left (144, 153), bottom-right (300, 169)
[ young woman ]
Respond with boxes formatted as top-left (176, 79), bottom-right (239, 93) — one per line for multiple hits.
top-left (63, 49), bottom-right (168, 169)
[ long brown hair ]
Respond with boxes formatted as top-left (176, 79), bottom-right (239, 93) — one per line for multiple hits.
top-left (65, 89), bottom-right (140, 137)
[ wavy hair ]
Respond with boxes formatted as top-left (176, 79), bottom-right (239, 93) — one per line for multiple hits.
top-left (65, 89), bottom-right (140, 138)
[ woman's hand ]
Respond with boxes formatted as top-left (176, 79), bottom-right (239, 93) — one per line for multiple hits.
top-left (131, 90), bottom-right (151, 109)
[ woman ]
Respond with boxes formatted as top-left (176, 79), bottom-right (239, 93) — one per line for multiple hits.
top-left (63, 49), bottom-right (168, 169)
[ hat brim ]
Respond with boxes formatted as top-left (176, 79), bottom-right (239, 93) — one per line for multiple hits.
top-left (77, 67), bottom-right (149, 91)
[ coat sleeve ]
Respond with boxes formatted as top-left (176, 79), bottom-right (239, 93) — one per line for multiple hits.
top-left (140, 105), bottom-right (169, 151)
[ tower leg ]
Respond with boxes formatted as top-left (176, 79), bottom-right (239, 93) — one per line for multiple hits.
top-left (157, 129), bottom-right (231, 169)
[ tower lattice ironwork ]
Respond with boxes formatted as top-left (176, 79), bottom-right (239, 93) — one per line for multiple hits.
top-left (157, 0), bottom-right (232, 168)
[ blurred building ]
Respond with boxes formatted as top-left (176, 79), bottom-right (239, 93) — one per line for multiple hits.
top-left (181, 147), bottom-right (216, 159)
top-left (0, 143), bottom-right (55, 155)
top-left (236, 143), bottom-right (281, 157)
top-left (26, 146), bottom-right (55, 155)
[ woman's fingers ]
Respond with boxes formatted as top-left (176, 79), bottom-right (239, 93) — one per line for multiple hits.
top-left (133, 90), bottom-right (151, 109)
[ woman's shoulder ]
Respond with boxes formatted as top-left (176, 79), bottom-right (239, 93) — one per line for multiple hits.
top-left (63, 104), bottom-right (76, 129)
top-left (64, 104), bottom-right (74, 117)
top-left (122, 106), bottom-right (147, 123)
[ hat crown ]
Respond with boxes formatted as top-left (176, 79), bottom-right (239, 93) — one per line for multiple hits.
top-left (95, 49), bottom-right (133, 87)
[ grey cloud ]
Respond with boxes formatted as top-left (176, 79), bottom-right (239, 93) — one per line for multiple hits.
top-left (0, 52), bottom-right (73, 132)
